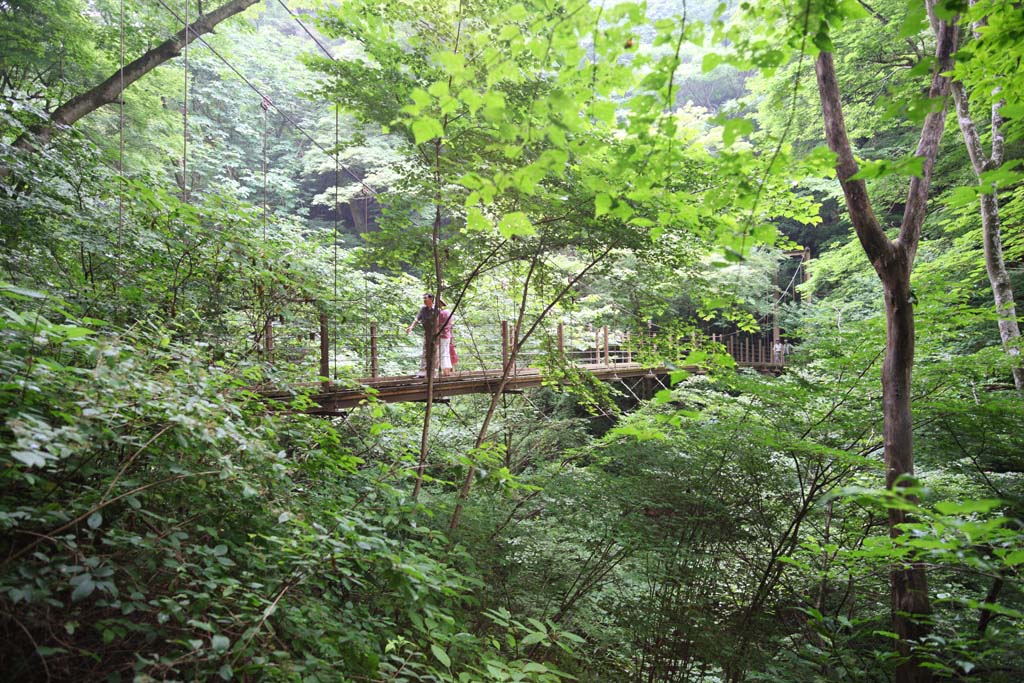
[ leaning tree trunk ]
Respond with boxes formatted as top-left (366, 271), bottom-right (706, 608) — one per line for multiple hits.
top-left (951, 79), bottom-right (1024, 390)
top-left (8, 0), bottom-right (260, 155)
top-left (813, 2), bottom-right (958, 680)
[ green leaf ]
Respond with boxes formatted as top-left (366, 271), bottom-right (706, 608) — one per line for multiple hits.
top-left (594, 193), bottom-right (612, 217)
top-left (702, 53), bottom-right (723, 73)
top-left (466, 208), bottom-right (491, 232)
top-left (1002, 550), bottom-right (1024, 566)
top-left (837, 0), bottom-right (871, 20)
top-left (521, 631), bottom-right (546, 645)
top-left (946, 185), bottom-right (980, 207)
top-left (899, 2), bottom-right (928, 38)
top-left (87, 512), bottom-right (102, 529)
top-left (497, 212), bottom-right (535, 238)
top-left (59, 326), bottom-right (94, 339)
top-left (722, 118), bottom-right (754, 147)
top-left (1000, 103), bottom-right (1024, 120)
top-left (70, 576), bottom-right (95, 602)
top-left (11, 450), bottom-right (46, 467)
top-left (591, 100), bottom-right (616, 124)
top-left (410, 88), bottom-right (431, 111)
top-left (933, 499), bottom-right (1002, 515)
top-left (1, 284), bottom-right (47, 300)
top-left (431, 643), bottom-right (451, 668)
top-left (412, 118), bottom-right (444, 144)
top-left (850, 154), bottom-right (925, 180)
top-left (212, 634), bottom-right (230, 652)
top-left (812, 30), bottom-right (834, 53)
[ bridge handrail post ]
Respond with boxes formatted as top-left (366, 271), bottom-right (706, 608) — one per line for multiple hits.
top-left (501, 320), bottom-right (509, 372)
top-left (265, 317), bottom-right (274, 362)
top-left (603, 326), bottom-right (610, 365)
top-left (625, 331), bottom-right (631, 364)
top-left (319, 313), bottom-right (329, 381)
top-left (370, 323), bottom-right (378, 378)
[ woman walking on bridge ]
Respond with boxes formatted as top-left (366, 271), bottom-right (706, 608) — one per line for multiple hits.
top-left (406, 293), bottom-right (453, 377)
top-left (436, 299), bottom-right (454, 377)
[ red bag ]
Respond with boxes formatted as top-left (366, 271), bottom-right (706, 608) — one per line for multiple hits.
top-left (450, 340), bottom-right (458, 366)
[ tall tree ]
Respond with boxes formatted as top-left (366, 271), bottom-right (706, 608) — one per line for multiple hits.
top-left (6, 0), bottom-right (259, 156)
top-left (812, 0), bottom-right (958, 680)
top-left (951, 0), bottom-right (1023, 390)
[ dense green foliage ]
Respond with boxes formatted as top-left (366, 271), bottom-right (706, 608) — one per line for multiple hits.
top-left (1, 0), bottom-right (1021, 681)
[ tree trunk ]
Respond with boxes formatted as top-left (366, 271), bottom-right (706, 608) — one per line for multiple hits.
top-left (9, 0), bottom-right (260, 154)
top-left (951, 80), bottom-right (1023, 390)
top-left (882, 266), bottom-right (934, 677)
top-left (812, 2), bottom-right (958, 680)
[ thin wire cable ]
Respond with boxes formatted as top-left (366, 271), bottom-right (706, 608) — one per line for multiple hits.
top-left (274, 0), bottom-right (335, 59)
top-left (262, 97), bottom-right (269, 241)
top-left (333, 105), bottom-right (339, 379)
top-left (151, 0), bottom-right (376, 197)
top-left (117, 0), bottom-right (125, 285)
top-left (276, 0), bottom-right (380, 378)
top-left (182, 0), bottom-right (189, 205)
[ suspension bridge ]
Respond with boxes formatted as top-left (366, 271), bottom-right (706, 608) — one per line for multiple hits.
top-left (257, 315), bottom-right (790, 414)
top-left (90, 2), bottom-right (803, 415)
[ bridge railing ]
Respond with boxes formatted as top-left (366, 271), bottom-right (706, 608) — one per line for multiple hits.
top-left (261, 315), bottom-right (786, 379)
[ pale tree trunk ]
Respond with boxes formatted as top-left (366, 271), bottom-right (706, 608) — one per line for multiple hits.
top-left (812, 2), bottom-right (958, 680)
top-left (7, 0), bottom-right (259, 155)
top-left (951, 76), bottom-right (1023, 389)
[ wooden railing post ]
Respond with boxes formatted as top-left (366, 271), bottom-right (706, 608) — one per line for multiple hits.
top-left (265, 317), bottom-right (274, 362)
top-left (603, 326), bottom-right (610, 365)
top-left (319, 313), bottom-right (329, 380)
top-left (594, 327), bottom-right (600, 364)
top-left (625, 331), bottom-right (632, 363)
top-left (370, 323), bottom-right (378, 378)
top-left (803, 247), bottom-right (812, 304)
top-left (501, 320), bottom-right (509, 371)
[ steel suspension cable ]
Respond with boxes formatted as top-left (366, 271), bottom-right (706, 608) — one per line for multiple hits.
top-left (151, 0), bottom-right (376, 197)
top-left (333, 105), bottom-right (339, 380)
top-left (276, 0), bottom-right (375, 379)
top-left (262, 96), bottom-right (269, 241)
top-left (274, 0), bottom-right (335, 60)
top-left (117, 0), bottom-right (125, 285)
top-left (182, 0), bottom-right (189, 205)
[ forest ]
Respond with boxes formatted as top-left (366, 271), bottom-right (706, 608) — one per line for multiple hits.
top-left (1, 0), bottom-right (1022, 681)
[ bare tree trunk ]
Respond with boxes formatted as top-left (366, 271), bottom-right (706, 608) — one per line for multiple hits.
top-left (951, 79), bottom-right (1023, 390)
top-left (8, 0), bottom-right (259, 155)
top-left (812, 2), bottom-right (958, 680)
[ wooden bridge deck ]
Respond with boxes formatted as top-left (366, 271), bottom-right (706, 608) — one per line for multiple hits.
top-left (262, 360), bottom-right (783, 414)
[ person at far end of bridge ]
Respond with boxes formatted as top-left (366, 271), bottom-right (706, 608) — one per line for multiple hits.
top-left (436, 298), bottom-right (454, 377)
top-left (406, 293), bottom-right (438, 378)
